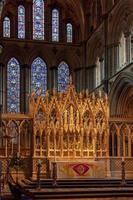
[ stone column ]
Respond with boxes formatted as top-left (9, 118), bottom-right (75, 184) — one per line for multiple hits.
top-left (99, 57), bottom-right (104, 81)
top-left (125, 32), bottom-right (132, 64)
top-left (11, 15), bottom-right (16, 38)
top-left (20, 64), bottom-right (30, 113)
top-left (26, 2), bottom-right (33, 40)
top-left (103, 13), bottom-right (109, 94)
top-left (107, 46), bottom-right (111, 76)
top-left (111, 46), bottom-right (115, 74)
top-left (107, 43), bottom-right (119, 76)
top-left (45, 5), bottom-right (51, 41)
top-left (117, 129), bottom-right (120, 157)
top-left (114, 44), bottom-right (120, 72)
top-left (85, 65), bottom-right (95, 91)
top-left (0, 63), bottom-right (4, 108)
top-left (49, 66), bottom-right (58, 91)
top-left (128, 129), bottom-right (131, 157)
top-left (74, 67), bottom-right (84, 92)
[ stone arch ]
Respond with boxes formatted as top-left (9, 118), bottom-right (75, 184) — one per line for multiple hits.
top-left (109, 72), bottom-right (133, 117)
top-left (87, 31), bottom-right (104, 66)
top-left (56, 49), bottom-right (81, 72)
top-left (109, 0), bottom-right (133, 44)
top-left (0, 45), bottom-right (26, 65)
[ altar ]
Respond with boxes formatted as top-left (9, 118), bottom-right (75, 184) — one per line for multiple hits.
top-left (30, 83), bottom-right (109, 179)
top-left (52, 160), bottom-right (106, 179)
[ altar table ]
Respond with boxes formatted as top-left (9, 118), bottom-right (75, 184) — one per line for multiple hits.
top-left (52, 161), bottom-right (106, 179)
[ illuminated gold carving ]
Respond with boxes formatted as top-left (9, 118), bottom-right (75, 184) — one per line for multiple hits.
top-left (29, 83), bottom-right (109, 159)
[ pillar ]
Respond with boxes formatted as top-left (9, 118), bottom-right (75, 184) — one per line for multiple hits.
top-left (128, 129), bottom-right (131, 157)
top-left (85, 65), bottom-right (95, 91)
top-left (99, 57), bottom-right (104, 82)
top-left (11, 15), bottom-right (16, 39)
top-left (117, 129), bottom-right (120, 157)
top-left (49, 66), bottom-right (57, 91)
top-left (111, 46), bottom-right (115, 74)
top-left (0, 63), bottom-right (4, 109)
top-left (74, 67), bottom-right (84, 92)
top-left (107, 45), bottom-right (112, 76)
top-left (125, 32), bottom-right (132, 64)
top-left (45, 5), bottom-right (51, 42)
top-left (114, 44), bottom-right (120, 72)
top-left (107, 43), bottom-right (120, 76)
top-left (103, 13), bottom-right (109, 94)
top-left (26, 2), bottom-right (33, 40)
top-left (20, 64), bottom-right (30, 113)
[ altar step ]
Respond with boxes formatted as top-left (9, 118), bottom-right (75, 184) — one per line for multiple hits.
top-left (31, 188), bottom-right (133, 199)
top-left (16, 179), bottom-right (133, 199)
top-left (21, 178), bottom-right (133, 189)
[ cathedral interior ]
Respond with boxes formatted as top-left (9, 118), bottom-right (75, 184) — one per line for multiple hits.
top-left (0, 0), bottom-right (133, 184)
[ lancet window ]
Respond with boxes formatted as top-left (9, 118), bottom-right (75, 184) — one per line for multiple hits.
top-left (52, 9), bottom-right (59, 42)
top-left (3, 17), bottom-right (10, 37)
top-left (33, 0), bottom-right (44, 40)
top-left (18, 5), bottom-right (25, 39)
top-left (31, 57), bottom-right (47, 95)
top-left (7, 58), bottom-right (20, 113)
top-left (58, 61), bottom-right (70, 92)
top-left (67, 23), bottom-right (73, 43)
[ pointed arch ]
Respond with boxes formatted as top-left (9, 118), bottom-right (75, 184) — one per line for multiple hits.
top-left (52, 9), bottom-right (59, 42)
top-left (120, 124), bottom-right (130, 157)
top-left (58, 61), bottom-right (70, 92)
top-left (33, 0), bottom-right (44, 40)
top-left (109, 72), bottom-right (133, 117)
top-left (31, 57), bottom-right (47, 95)
top-left (20, 120), bottom-right (31, 151)
top-left (18, 5), bottom-right (25, 39)
top-left (3, 17), bottom-right (10, 37)
top-left (7, 58), bottom-right (20, 113)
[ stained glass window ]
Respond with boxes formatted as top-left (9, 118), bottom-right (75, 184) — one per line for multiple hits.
top-left (31, 57), bottom-right (47, 95)
top-left (3, 17), bottom-right (10, 37)
top-left (52, 9), bottom-right (59, 42)
top-left (58, 61), bottom-right (70, 92)
top-left (7, 58), bottom-right (20, 113)
top-left (67, 23), bottom-right (72, 43)
top-left (18, 5), bottom-right (25, 39)
top-left (33, 0), bottom-right (44, 40)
